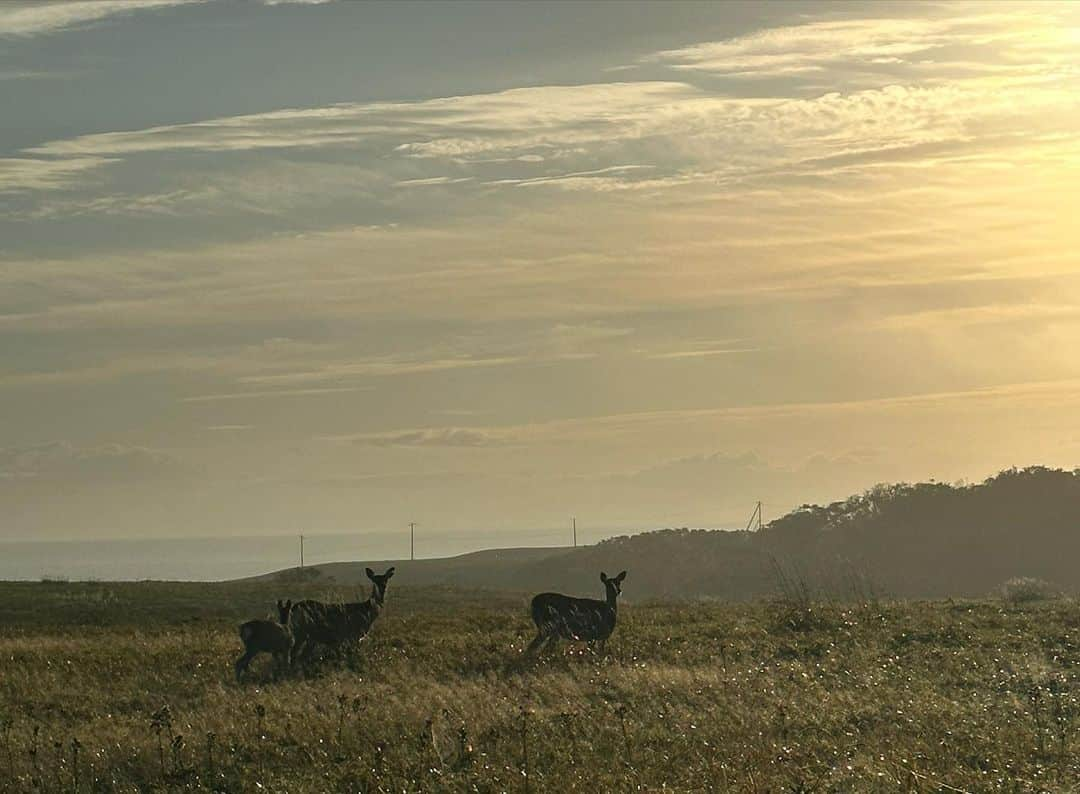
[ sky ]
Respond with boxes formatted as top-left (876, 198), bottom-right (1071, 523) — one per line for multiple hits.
top-left (1, 0), bottom-right (1079, 548)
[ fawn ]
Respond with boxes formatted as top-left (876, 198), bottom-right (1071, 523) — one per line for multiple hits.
top-left (235, 599), bottom-right (294, 681)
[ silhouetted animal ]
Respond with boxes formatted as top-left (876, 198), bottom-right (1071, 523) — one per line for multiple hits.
top-left (290, 567), bottom-right (395, 666)
top-left (235, 599), bottom-right (294, 681)
top-left (526, 570), bottom-right (627, 655)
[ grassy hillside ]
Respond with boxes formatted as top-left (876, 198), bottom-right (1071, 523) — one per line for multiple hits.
top-left (2, 580), bottom-right (1080, 791)
top-left (272, 466), bottom-right (1080, 601)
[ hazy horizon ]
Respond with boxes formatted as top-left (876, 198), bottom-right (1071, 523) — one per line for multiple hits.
top-left (0, 525), bottom-right (614, 581)
top-left (3, 0), bottom-right (1079, 545)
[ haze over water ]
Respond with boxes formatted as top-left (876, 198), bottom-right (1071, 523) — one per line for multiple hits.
top-left (0, 526), bottom-right (626, 581)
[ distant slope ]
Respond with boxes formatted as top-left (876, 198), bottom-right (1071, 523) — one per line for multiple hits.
top-left (248, 546), bottom-right (575, 591)
top-left (254, 466), bottom-right (1080, 600)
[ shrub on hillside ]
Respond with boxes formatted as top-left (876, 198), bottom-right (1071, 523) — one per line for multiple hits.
top-left (1000, 576), bottom-right (1061, 604)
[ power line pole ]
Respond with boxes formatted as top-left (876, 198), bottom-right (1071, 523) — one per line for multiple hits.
top-left (744, 502), bottom-right (764, 532)
top-left (572, 517), bottom-right (577, 548)
top-left (299, 534), bottom-right (305, 568)
top-left (409, 522), bottom-right (416, 561)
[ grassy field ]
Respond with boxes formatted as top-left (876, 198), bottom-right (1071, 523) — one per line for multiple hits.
top-left (1, 580), bottom-right (1078, 792)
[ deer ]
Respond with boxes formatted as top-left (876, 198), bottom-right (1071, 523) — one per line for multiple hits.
top-left (289, 567), bottom-right (395, 668)
top-left (525, 570), bottom-right (627, 656)
top-left (235, 599), bottom-right (294, 681)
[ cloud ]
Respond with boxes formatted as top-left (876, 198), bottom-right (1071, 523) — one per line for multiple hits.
top-left (182, 386), bottom-right (372, 402)
top-left (0, 0), bottom-right (332, 39)
top-left (321, 377), bottom-right (1080, 452)
top-left (236, 355), bottom-right (521, 386)
top-left (646, 347), bottom-right (759, 360)
top-left (26, 82), bottom-right (701, 159)
top-left (876, 303), bottom-right (1080, 331)
top-left (19, 73), bottom-right (1074, 209)
top-left (17, 187), bottom-right (224, 219)
top-left (344, 427), bottom-right (512, 448)
top-left (643, 11), bottom-right (1075, 83)
top-left (0, 441), bottom-right (188, 481)
top-left (396, 176), bottom-right (474, 187)
top-left (487, 164), bottom-right (658, 190)
top-left (12, 5), bottom-right (1077, 213)
top-left (0, 1), bottom-right (203, 38)
top-left (0, 157), bottom-right (115, 194)
top-left (612, 448), bottom-right (889, 522)
top-left (0, 69), bottom-right (66, 80)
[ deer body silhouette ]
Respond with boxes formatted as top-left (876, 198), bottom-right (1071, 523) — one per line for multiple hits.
top-left (289, 567), bottom-right (394, 666)
top-left (526, 570), bottom-right (626, 655)
top-left (235, 599), bottom-right (294, 681)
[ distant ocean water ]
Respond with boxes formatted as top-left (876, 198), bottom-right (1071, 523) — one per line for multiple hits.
top-left (0, 527), bottom-right (612, 581)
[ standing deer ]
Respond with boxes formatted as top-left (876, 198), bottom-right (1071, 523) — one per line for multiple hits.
top-left (235, 599), bottom-right (294, 681)
top-left (289, 567), bottom-right (395, 667)
top-left (525, 570), bottom-right (627, 656)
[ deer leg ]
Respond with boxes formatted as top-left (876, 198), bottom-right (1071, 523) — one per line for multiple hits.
top-left (235, 650), bottom-right (256, 682)
top-left (272, 650), bottom-right (289, 680)
top-left (525, 630), bottom-right (548, 656)
top-left (287, 641), bottom-right (301, 668)
top-left (292, 640), bottom-right (315, 670)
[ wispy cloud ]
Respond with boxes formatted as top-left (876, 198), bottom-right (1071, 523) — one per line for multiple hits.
top-left (26, 82), bottom-right (700, 159)
top-left (343, 427), bottom-right (512, 448)
top-left (0, 0), bottom-right (203, 38)
top-left (0, 441), bottom-right (187, 481)
top-left (0, 0), bottom-right (334, 38)
top-left (181, 386), bottom-right (371, 402)
top-left (487, 164), bottom-right (656, 190)
top-left (396, 176), bottom-right (474, 187)
top-left (237, 356), bottom-right (521, 386)
top-left (643, 11), bottom-right (1076, 83)
top-left (18, 60), bottom-right (1076, 210)
top-left (323, 377), bottom-right (1080, 449)
top-left (0, 156), bottom-right (115, 193)
top-left (646, 347), bottom-right (759, 360)
top-left (0, 69), bottom-right (68, 80)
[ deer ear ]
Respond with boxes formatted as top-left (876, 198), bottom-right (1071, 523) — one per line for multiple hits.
top-left (615, 571), bottom-right (627, 583)
top-left (600, 572), bottom-right (608, 583)
top-left (386, 567), bottom-right (395, 577)
top-left (366, 567), bottom-right (375, 579)
top-left (276, 599), bottom-right (283, 609)
top-left (285, 599), bottom-right (292, 610)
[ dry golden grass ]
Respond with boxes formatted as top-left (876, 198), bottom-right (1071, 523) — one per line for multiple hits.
top-left (1, 581), bottom-right (1079, 791)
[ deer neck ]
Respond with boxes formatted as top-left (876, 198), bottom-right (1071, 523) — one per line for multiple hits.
top-left (605, 586), bottom-right (619, 611)
top-left (369, 582), bottom-right (385, 610)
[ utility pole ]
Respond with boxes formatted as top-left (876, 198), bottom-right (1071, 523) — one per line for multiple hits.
top-left (744, 502), bottom-right (764, 532)
top-left (572, 517), bottom-right (577, 548)
top-left (409, 522), bottom-right (416, 561)
top-left (299, 534), bottom-right (305, 568)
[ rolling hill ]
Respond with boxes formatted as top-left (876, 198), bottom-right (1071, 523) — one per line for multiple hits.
top-left (254, 465), bottom-right (1080, 600)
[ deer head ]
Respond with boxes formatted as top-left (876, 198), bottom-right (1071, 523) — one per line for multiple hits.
top-left (365, 567), bottom-right (395, 604)
top-left (600, 571), bottom-right (627, 604)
